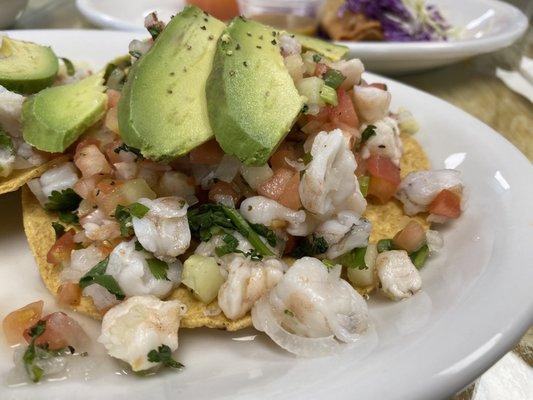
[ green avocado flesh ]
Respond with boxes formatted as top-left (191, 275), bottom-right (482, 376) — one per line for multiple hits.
top-left (293, 33), bottom-right (348, 61)
top-left (0, 37), bottom-right (59, 94)
top-left (207, 18), bottom-right (304, 166)
top-left (22, 71), bottom-right (107, 153)
top-left (118, 6), bottom-right (226, 161)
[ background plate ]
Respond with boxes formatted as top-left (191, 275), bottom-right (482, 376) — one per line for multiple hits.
top-left (0, 30), bottom-right (532, 400)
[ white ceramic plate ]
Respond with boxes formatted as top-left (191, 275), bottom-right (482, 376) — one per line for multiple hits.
top-left (76, 0), bottom-right (185, 32)
top-left (0, 30), bottom-right (532, 400)
top-left (338, 0), bottom-right (529, 74)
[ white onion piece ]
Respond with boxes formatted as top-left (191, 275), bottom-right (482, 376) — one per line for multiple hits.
top-left (284, 157), bottom-right (306, 172)
top-left (215, 155), bottom-right (241, 183)
top-left (240, 164), bottom-right (273, 190)
top-left (426, 230), bottom-right (443, 253)
top-left (252, 296), bottom-right (340, 357)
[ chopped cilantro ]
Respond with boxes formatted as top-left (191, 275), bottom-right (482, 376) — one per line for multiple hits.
top-left (361, 125), bottom-right (377, 144)
top-left (323, 69), bottom-right (346, 90)
top-left (291, 235), bottom-right (328, 258)
top-left (377, 239), bottom-right (394, 253)
top-left (52, 222), bottom-right (66, 238)
top-left (134, 240), bottom-right (145, 251)
top-left (22, 320), bottom-right (47, 383)
top-left (335, 247), bottom-right (368, 270)
top-left (301, 104), bottom-right (309, 114)
top-left (45, 188), bottom-right (81, 213)
top-left (302, 152), bottom-right (313, 165)
top-left (147, 345), bottom-right (184, 369)
top-left (113, 202), bottom-right (150, 237)
top-left (249, 223), bottom-right (277, 247)
top-left (114, 143), bottom-right (143, 160)
top-left (410, 245), bottom-right (429, 269)
top-left (58, 211), bottom-right (79, 224)
top-left (146, 258), bottom-right (170, 280)
top-left (312, 54), bottom-right (322, 63)
top-left (215, 234), bottom-right (239, 257)
top-left (79, 257), bottom-right (125, 300)
top-left (0, 127), bottom-right (14, 152)
top-left (322, 259), bottom-right (336, 269)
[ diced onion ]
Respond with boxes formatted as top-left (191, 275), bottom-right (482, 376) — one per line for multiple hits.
top-left (251, 296), bottom-right (340, 357)
top-left (214, 155), bottom-right (241, 183)
top-left (240, 164), bottom-right (273, 191)
top-left (426, 230), bottom-right (444, 253)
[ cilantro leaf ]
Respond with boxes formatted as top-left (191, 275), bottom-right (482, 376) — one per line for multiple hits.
top-left (134, 240), bottom-right (145, 251)
top-left (323, 69), bottom-right (346, 90)
top-left (52, 222), bottom-right (66, 238)
top-left (22, 320), bottom-right (47, 383)
top-left (335, 247), bottom-right (368, 270)
top-left (410, 244), bottom-right (429, 269)
top-left (215, 234), bottom-right (240, 257)
top-left (146, 258), bottom-right (169, 280)
top-left (45, 189), bottom-right (82, 213)
top-left (28, 320), bottom-right (46, 339)
top-left (250, 223), bottom-right (277, 247)
top-left (377, 239), bottom-right (394, 253)
top-left (114, 143), bottom-right (143, 160)
top-left (322, 259), bottom-right (336, 270)
top-left (312, 54), bottom-right (322, 63)
top-left (79, 257), bottom-right (125, 300)
top-left (147, 345), bottom-right (184, 370)
top-left (58, 211), bottom-right (79, 224)
top-left (291, 235), bottom-right (329, 258)
top-left (361, 125), bottom-right (377, 144)
top-left (0, 127), bottom-right (14, 153)
top-left (113, 202), bottom-right (150, 237)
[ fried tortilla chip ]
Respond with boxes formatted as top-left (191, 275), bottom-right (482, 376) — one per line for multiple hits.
top-left (0, 157), bottom-right (69, 195)
top-left (22, 134), bottom-right (429, 330)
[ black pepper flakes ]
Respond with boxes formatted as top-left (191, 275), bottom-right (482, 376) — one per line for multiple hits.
top-left (169, 72), bottom-right (175, 76)
top-left (208, 34), bottom-right (214, 40)
top-left (200, 26), bottom-right (206, 30)
top-left (259, 35), bottom-right (264, 40)
top-left (235, 44), bottom-right (241, 50)
top-left (186, 44), bottom-right (192, 50)
top-left (243, 61), bottom-right (248, 67)
top-left (271, 39), bottom-right (277, 45)
top-left (256, 45), bottom-right (262, 49)
top-left (183, 66), bottom-right (188, 72)
top-left (378, 145), bottom-right (386, 148)
top-left (229, 70), bottom-right (236, 77)
top-left (247, 32), bottom-right (252, 37)
top-left (271, 31), bottom-right (276, 37)
top-left (204, 18), bottom-right (208, 22)
top-left (167, 89), bottom-right (173, 94)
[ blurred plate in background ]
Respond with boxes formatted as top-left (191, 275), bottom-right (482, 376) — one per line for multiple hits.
top-left (337, 0), bottom-right (528, 74)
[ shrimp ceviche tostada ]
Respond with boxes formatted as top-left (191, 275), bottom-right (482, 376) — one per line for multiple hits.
top-left (2, 6), bottom-right (465, 384)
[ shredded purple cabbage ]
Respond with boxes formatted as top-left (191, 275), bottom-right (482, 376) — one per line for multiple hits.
top-left (340, 0), bottom-right (451, 42)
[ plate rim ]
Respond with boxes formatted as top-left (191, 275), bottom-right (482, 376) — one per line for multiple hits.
top-left (1, 28), bottom-right (533, 400)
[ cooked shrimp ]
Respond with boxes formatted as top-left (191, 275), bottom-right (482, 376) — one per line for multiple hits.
top-left (98, 295), bottom-right (187, 372)
top-left (0, 85), bottom-right (24, 136)
top-left (74, 144), bottom-right (113, 178)
top-left (360, 117), bottom-right (403, 167)
top-left (375, 250), bottom-right (421, 301)
top-left (132, 197), bottom-right (191, 262)
top-left (239, 196), bottom-right (307, 236)
top-left (60, 244), bottom-right (107, 283)
top-left (315, 212), bottom-right (372, 259)
top-left (252, 257), bottom-right (368, 356)
top-left (14, 140), bottom-right (49, 167)
top-left (299, 129), bottom-right (366, 218)
top-left (395, 169), bottom-right (463, 215)
top-left (106, 239), bottom-right (181, 298)
top-left (27, 162), bottom-right (79, 206)
top-left (218, 255), bottom-right (286, 320)
top-left (353, 85), bottom-right (391, 123)
top-left (80, 209), bottom-right (121, 242)
top-left (330, 59), bottom-right (364, 89)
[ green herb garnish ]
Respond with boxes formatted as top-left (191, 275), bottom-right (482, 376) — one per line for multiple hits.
top-left (113, 202), bottom-right (150, 237)
top-left (291, 235), bottom-right (328, 258)
top-left (114, 143), bottom-right (143, 160)
top-left (45, 188), bottom-right (81, 213)
top-left (302, 152), bottom-right (313, 165)
top-left (312, 54), bottom-right (322, 63)
top-left (410, 245), bottom-right (429, 269)
top-left (361, 125), bottom-right (377, 144)
top-left (322, 259), bottom-right (336, 270)
top-left (79, 257), bottom-right (125, 300)
top-left (323, 69), bottom-right (346, 90)
top-left (249, 223), bottom-right (277, 247)
top-left (58, 211), bottom-right (79, 224)
top-left (146, 258), bottom-right (170, 280)
top-left (0, 127), bottom-right (14, 152)
top-left (147, 345), bottom-right (184, 369)
top-left (52, 222), bottom-right (66, 238)
top-left (319, 84), bottom-right (338, 106)
top-left (335, 247), bottom-right (368, 270)
top-left (22, 320), bottom-right (46, 383)
top-left (377, 239), bottom-right (394, 253)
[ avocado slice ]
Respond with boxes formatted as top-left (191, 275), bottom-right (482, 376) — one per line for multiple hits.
top-left (207, 18), bottom-right (304, 166)
top-left (293, 34), bottom-right (348, 61)
top-left (118, 6), bottom-right (226, 161)
top-left (22, 71), bottom-right (107, 153)
top-left (0, 37), bottom-right (59, 94)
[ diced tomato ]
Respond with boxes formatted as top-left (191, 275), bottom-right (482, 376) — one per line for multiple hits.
top-left (393, 220), bottom-right (426, 253)
top-left (270, 142), bottom-right (302, 171)
top-left (314, 63), bottom-right (328, 77)
top-left (73, 174), bottom-right (108, 201)
top-left (106, 89), bottom-right (121, 109)
top-left (47, 229), bottom-right (76, 265)
top-left (328, 89), bottom-right (359, 128)
top-left (367, 176), bottom-right (398, 203)
top-left (257, 168), bottom-right (294, 201)
top-left (277, 171), bottom-right (301, 210)
top-left (57, 282), bottom-right (82, 307)
top-left (74, 144), bottom-right (113, 178)
top-left (189, 140), bottom-right (225, 165)
top-left (429, 189), bottom-right (461, 218)
top-left (366, 155), bottom-right (401, 185)
top-left (208, 181), bottom-right (241, 206)
top-left (24, 312), bottom-right (89, 351)
top-left (186, 0), bottom-right (239, 20)
top-left (2, 301), bottom-right (44, 345)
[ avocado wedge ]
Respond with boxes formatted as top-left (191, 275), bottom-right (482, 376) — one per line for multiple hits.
top-left (207, 18), bottom-right (304, 166)
top-left (0, 37), bottom-right (59, 94)
top-left (293, 34), bottom-right (348, 61)
top-left (22, 71), bottom-right (107, 153)
top-left (118, 6), bottom-right (226, 161)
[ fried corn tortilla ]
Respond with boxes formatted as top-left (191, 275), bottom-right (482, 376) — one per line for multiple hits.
top-left (22, 134), bottom-right (429, 330)
top-left (0, 157), bottom-right (69, 195)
